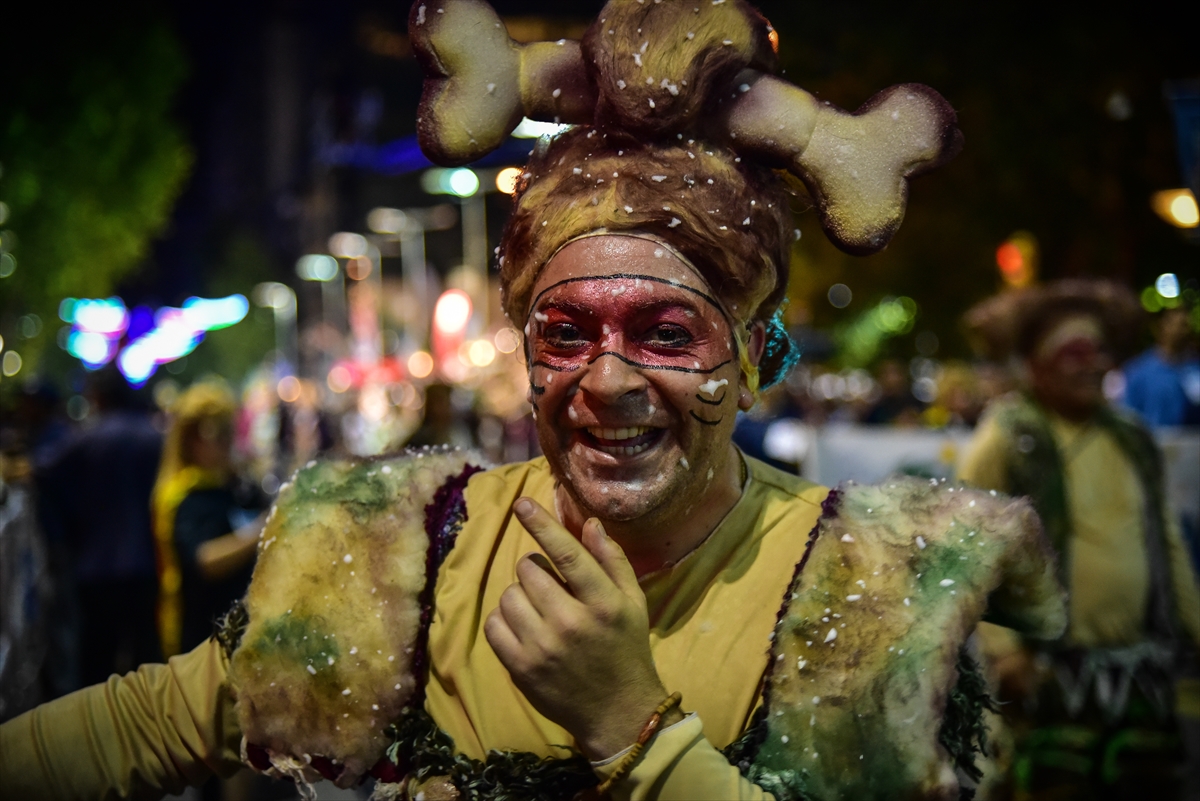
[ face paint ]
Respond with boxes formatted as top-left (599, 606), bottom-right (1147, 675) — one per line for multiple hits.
top-left (524, 235), bottom-right (745, 526)
top-left (527, 273), bottom-right (735, 378)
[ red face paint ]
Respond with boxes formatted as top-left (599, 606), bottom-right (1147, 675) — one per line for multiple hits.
top-left (527, 274), bottom-right (735, 378)
top-left (525, 235), bottom-right (746, 533)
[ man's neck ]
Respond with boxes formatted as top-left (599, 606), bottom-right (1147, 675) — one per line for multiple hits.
top-left (555, 445), bottom-right (746, 578)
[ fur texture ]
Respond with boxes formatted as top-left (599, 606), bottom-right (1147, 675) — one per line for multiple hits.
top-left (754, 477), bottom-right (1065, 800)
top-left (228, 449), bottom-right (478, 788)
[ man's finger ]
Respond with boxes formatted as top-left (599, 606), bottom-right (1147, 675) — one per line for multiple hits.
top-left (580, 518), bottom-right (642, 601)
top-left (497, 582), bottom-right (543, 643)
top-left (513, 497), bottom-right (610, 602)
top-left (517, 553), bottom-right (579, 618)
top-left (483, 608), bottom-right (524, 670)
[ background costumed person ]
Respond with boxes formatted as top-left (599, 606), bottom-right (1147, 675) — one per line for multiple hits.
top-left (151, 381), bottom-right (268, 659)
top-left (961, 280), bottom-right (1200, 799)
top-left (0, 2), bottom-right (1068, 799)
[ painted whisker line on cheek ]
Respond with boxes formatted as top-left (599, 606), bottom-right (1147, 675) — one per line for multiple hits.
top-left (531, 360), bottom-right (581, 372)
top-left (689, 410), bottom-right (723, 426)
top-left (584, 353), bottom-right (733, 374)
top-left (694, 393), bottom-right (725, 406)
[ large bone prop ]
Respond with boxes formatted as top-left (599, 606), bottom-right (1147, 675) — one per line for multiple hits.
top-left (409, 0), bottom-right (962, 255)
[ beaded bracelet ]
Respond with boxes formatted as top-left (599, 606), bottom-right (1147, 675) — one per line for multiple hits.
top-left (596, 691), bottom-right (683, 794)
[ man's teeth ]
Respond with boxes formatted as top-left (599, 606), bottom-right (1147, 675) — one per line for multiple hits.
top-left (585, 426), bottom-right (656, 455)
top-left (588, 426), bottom-right (651, 441)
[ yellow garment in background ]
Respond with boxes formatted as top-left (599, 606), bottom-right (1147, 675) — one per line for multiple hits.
top-left (0, 456), bottom-right (825, 799)
top-left (152, 465), bottom-right (226, 657)
top-left (960, 409), bottom-right (1200, 651)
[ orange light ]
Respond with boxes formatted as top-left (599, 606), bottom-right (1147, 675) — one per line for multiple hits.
top-left (767, 27), bottom-right (779, 53)
top-left (327, 365), bottom-right (352, 393)
top-left (996, 242), bottom-right (1023, 276)
top-left (995, 231), bottom-right (1038, 288)
top-left (277, 375), bottom-right (302, 403)
top-left (495, 166), bottom-right (522, 195)
top-left (345, 256), bottom-right (372, 281)
top-left (408, 350), bottom-right (434, 379)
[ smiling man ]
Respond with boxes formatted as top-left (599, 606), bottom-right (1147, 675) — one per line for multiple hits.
top-left (0, 2), bottom-right (1072, 800)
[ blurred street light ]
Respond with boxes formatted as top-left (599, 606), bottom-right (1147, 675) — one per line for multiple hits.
top-left (297, 254), bottom-right (346, 333)
top-left (254, 282), bottom-right (298, 377)
top-left (433, 289), bottom-right (472, 336)
top-left (328, 232), bottom-right (370, 258)
top-left (407, 350), bottom-right (434, 379)
top-left (421, 168), bottom-right (480, 198)
top-left (496, 166), bottom-right (522, 195)
top-left (1151, 189), bottom-right (1199, 228)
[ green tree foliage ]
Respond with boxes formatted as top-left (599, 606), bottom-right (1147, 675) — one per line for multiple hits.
top-left (0, 6), bottom-right (192, 372)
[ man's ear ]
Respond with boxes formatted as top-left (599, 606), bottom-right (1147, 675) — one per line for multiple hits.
top-left (738, 321), bottom-right (767, 411)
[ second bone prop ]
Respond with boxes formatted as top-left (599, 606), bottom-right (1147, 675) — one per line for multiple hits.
top-left (410, 0), bottom-right (963, 255)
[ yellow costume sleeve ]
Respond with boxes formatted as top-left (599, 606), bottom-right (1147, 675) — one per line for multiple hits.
top-left (594, 714), bottom-right (775, 801)
top-left (957, 413), bottom-right (1010, 494)
top-left (0, 637), bottom-right (241, 800)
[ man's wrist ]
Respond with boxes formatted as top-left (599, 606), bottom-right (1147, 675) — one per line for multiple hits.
top-left (577, 686), bottom-right (676, 761)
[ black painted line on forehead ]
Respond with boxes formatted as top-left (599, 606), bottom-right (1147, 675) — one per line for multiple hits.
top-left (528, 273), bottom-right (726, 319)
top-left (531, 360), bottom-right (581, 373)
top-left (584, 353), bottom-right (733, 374)
top-left (689, 410), bottom-right (723, 426)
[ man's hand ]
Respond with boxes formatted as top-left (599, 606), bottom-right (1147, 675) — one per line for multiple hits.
top-left (484, 497), bottom-right (679, 760)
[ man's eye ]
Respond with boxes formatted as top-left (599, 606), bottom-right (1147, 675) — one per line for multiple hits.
top-left (543, 323), bottom-right (587, 347)
top-left (645, 325), bottom-right (692, 347)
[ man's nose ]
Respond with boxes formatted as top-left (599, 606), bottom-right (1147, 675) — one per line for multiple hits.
top-left (578, 352), bottom-right (648, 405)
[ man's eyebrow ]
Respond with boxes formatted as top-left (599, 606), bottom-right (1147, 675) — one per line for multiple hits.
top-left (528, 273), bottom-right (725, 317)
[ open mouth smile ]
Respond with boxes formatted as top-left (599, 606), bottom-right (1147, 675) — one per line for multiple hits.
top-left (582, 426), bottom-right (664, 455)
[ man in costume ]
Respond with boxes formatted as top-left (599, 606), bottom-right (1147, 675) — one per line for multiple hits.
top-left (961, 280), bottom-right (1200, 798)
top-left (0, 2), bottom-right (1069, 799)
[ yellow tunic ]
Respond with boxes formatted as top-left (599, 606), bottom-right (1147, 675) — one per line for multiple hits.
top-left (960, 410), bottom-right (1200, 654)
top-left (0, 456), bottom-right (826, 800)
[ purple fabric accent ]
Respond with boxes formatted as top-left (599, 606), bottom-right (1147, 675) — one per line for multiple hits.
top-left (820, 486), bottom-right (842, 519)
top-left (406, 463), bottom-right (485, 712)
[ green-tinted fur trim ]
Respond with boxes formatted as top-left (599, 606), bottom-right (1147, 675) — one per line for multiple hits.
top-left (724, 647), bottom-right (994, 801)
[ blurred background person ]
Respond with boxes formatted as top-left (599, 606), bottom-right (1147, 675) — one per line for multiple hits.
top-left (961, 280), bottom-right (1200, 800)
top-left (406, 383), bottom-right (476, 449)
top-left (1121, 304), bottom-right (1200, 428)
top-left (863, 358), bottom-right (925, 426)
top-left (38, 368), bottom-right (163, 688)
top-left (151, 382), bottom-right (266, 660)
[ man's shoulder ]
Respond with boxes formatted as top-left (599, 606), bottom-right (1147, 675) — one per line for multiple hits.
top-left (468, 457), bottom-right (551, 491)
top-left (743, 454), bottom-right (828, 509)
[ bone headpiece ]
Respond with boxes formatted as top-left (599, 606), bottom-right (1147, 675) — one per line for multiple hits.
top-left (410, 0), bottom-right (963, 256)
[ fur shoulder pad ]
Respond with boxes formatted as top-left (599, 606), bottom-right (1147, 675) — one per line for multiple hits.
top-left (227, 448), bottom-right (484, 789)
top-left (750, 476), bottom-right (1066, 800)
